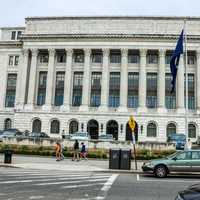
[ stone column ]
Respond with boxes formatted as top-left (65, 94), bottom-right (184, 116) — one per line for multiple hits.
top-left (137, 49), bottom-right (147, 113)
top-left (177, 55), bottom-right (185, 113)
top-left (79, 48), bottom-right (91, 112)
top-left (61, 49), bottom-right (73, 112)
top-left (26, 49), bottom-right (38, 110)
top-left (98, 49), bottom-right (109, 112)
top-left (196, 50), bottom-right (200, 113)
top-left (43, 49), bottom-right (56, 111)
top-left (157, 49), bottom-right (167, 113)
top-left (15, 49), bottom-right (29, 110)
top-left (118, 48), bottom-right (128, 112)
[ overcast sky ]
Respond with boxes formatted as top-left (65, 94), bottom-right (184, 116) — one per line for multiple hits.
top-left (1, 0), bottom-right (200, 27)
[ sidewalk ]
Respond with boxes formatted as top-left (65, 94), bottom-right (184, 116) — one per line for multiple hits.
top-left (0, 154), bottom-right (143, 173)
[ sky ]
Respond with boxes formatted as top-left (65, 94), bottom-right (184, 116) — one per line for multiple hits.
top-left (1, 0), bottom-right (200, 27)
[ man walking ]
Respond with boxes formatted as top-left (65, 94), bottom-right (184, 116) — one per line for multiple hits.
top-left (72, 140), bottom-right (79, 161)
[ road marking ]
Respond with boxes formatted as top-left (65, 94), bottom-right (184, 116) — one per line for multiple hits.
top-left (101, 174), bottom-right (118, 192)
top-left (29, 196), bottom-right (44, 199)
top-left (62, 183), bottom-right (104, 189)
top-left (136, 174), bottom-right (140, 181)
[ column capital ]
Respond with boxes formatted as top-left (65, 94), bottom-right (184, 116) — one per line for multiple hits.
top-left (48, 48), bottom-right (56, 56)
top-left (84, 48), bottom-right (91, 57)
top-left (22, 49), bottom-right (29, 57)
top-left (65, 48), bottom-right (73, 56)
top-left (121, 48), bottom-right (128, 56)
top-left (30, 49), bottom-right (38, 57)
top-left (102, 48), bottom-right (110, 57)
top-left (159, 49), bottom-right (166, 57)
top-left (140, 49), bottom-right (147, 57)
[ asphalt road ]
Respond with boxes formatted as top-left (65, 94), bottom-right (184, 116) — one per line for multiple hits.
top-left (0, 168), bottom-right (200, 200)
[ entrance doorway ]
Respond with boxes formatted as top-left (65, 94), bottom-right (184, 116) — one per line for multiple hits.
top-left (106, 120), bottom-right (118, 140)
top-left (87, 119), bottom-right (99, 139)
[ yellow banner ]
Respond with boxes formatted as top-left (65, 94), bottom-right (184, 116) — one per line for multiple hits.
top-left (128, 115), bottom-right (136, 132)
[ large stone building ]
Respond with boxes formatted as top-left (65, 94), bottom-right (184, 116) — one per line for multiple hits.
top-left (0, 16), bottom-right (199, 142)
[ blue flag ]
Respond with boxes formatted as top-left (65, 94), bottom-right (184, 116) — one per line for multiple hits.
top-left (170, 30), bottom-right (184, 93)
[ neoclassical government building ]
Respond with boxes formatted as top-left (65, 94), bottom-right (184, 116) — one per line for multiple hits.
top-left (0, 16), bottom-right (200, 141)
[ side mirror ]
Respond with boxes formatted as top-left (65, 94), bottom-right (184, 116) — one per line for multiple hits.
top-left (172, 157), bottom-right (177, 161)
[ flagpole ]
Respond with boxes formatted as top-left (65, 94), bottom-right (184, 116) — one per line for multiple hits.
top-left (184, 19), bottom-right (188, 141)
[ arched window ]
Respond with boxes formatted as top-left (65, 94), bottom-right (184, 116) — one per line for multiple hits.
top-left (32, 119), bottom-right (41, 133)
top-left (167, 123), bottom-right (176, 137)
top-left (188, 123), bottom-right (196, 138)
top-left (147, 122), bottom-right (157, 137)
top-left (50, 120), bottom-right (60, 134)
top-left (4, 118), bottom-right (12, 130)
top-left (87, 119), bottom-right (99, 139)
top-left (69, 120), bottom-right (78, 134)
top-left (106, 120), bottom-right (118, 140)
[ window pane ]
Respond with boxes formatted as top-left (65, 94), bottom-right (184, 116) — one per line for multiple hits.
top-left (15, 56), bottom-right (19, 65)
top-left (37, 72), bottom-right (47, 106)
top-left (9, 56), bottom-right (14, 66)
top-left (147, 73), bottom-right (157, 108)
top-left (11, 31), bottom-right (16, 40)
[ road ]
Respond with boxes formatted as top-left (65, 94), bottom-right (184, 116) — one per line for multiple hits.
top-left (0, 167), bottom-right (200, 200)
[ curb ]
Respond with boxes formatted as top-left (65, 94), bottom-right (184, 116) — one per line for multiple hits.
top-left (0, 164), bottom-right (19, 168)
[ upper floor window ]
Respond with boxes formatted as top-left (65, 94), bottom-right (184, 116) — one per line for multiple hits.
top-left (147, 52), bottom-right (158, 64)
top-left (39, 54), bottom-right (49, 63)
top-left (57, 53), bottom-right (66, 63)
top-left (74, 50), bottom-right (84, 63)
top-left (110, 50), bottom-right (121, 63)
top-left (188, 55), bottom-right (195, 65)
top-left (92, 50), bottom-right (102, 63)
top-left (165, 53), bottom-right (172, 64)
top-left (11, 31), bottom-right (22, 40)
top-left (128, 50), bottom-right (140, 63)
top-left (9, 55), bottom-right (19, 66)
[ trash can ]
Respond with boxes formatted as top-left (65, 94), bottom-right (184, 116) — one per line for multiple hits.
top-left (120, 149), bottom-right (131, 170)
top-left (4, 150), bottom-right (12, 164)
top-left (109, 149), bottom-right (120, 169)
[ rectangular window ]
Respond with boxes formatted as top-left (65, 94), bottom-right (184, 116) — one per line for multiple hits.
top-left (110, 50), bottom-right (121, 63)
top-left (146, 73), bottom-right (157, 108)
top-left (109, 72), bottom-right (120, 107)
top-left (54, 72), bottom-right (65, 106)
top-left (148, 53), bottom-right (158, 64)
top-left (5, 74), bottom-right (17, 107)
top-left (185, 74), bottom-right (195, 110)
top-left (37, 72), bottom-right (47, 106)
top-left (165, 73), bottom-right (176, 109)
top-left (57, 53), bottom-right (66, 63)
top-left (90, 72), bottom-right (102, 107)
top-left (14, 56), bottom-right (19, 65)
top-left (128, 72), bottom-right (139, 108)
top-left (72, 72), bottom-right (83, 106)
top-left (165, 53), bottom-right (172, 64)
top-left (39, 54), bottom-right (49, 63)
top-left (74, 50), bottom-right (84, 63)
top-left (8, 55), bottom-right (19, 66)
top-left (128, 50), bottom-right (140, 63)
top-left (9, 56), bottom-right (14, 66)
top-left (92, 52), bottom-right (102, 63)
top-left (17, 31), bottom-right (22, 39)
top-left (11, 31), bottom-right (16, 40)
top-left (188, 55), bottom-right (195, 65)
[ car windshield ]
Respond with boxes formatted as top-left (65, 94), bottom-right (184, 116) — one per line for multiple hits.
top-left (3, 132), bottom-right (15, 136)
top-left (169, 134), bottom-right (186, 141)
top-left (167, 152), bottom-right (180, 159)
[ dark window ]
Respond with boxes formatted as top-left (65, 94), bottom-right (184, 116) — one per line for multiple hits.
top-left (128, 50), bottom-right (140, 63)
top-left (147, 73), bottom-right (157, 108)
top-left (39, 54), bottom-right (49, 63)
top-left (128, 72), bottom-right (139, 108)
top-left (17, 31), bottom-right (22, 39)
top-left (147, 122), bottom-right (157, 137)
top-left (57, 53), bottom-right (66, 63)
top-left (54, 72), bottom-right (65, 106)
top-left (14, 56), bottom-right (19, 65)
top-left (37, 72), bottom-right (47, 106)
top-left (188, 124), bottom-right (196, 138)
top-left (11, 31), bottom-right (16, 40)
top-left (92, 50), bottom-right (102, 63)
top-left (5, 74), bottom-right (17, 107)
top-left (32, 119), bottom-right (41, 133)
top-left (4, 118), bottom-right (12, 130)
top-left (110, 50), bottom-right (121, 63)
top-left (74, 50), bottom-right (84, 63)
top-left (186, 74), bottom-right (195, 110)
top-left (50, 120), bottom-right (60, 134)
top-left (69, 120), bottom-right (78, 134)
top-left (165, 73), bottom-right (176, 109)
top-left (109, 72), bottom-right (120, 107)
top-left (147, 52), bottom-right (158, 64)
top-left (72, 72), bottom-right (83, 106)
top-left (188, 55), bottom-right (195, 65)
top-left (167, 123), bottom-right (176, 137)
top-left (90, 72), bottom-right (101, 107)
top-left (9, 56), bottom-right (14, 66)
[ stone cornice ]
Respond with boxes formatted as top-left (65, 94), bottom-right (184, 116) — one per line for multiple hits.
top-left (0, 41), bottom-right (22, 48)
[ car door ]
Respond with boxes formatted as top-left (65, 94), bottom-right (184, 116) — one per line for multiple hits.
top-left (168, 151), bottom-right (192, 172)
top-left (191, 151), bottom-right (200, 172)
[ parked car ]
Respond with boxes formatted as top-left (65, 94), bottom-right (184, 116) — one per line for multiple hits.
top-left (70, 132), bottom-right (90, 141)
top-left (142, 150), bottom-right (200, 178)
top-left (175, 184), bottom-right (200, 200)
top-left (29, 132), bottom-right (50, 138)
top-left (0, 130), bottom-right (4, 142)
top-left (0, 129), bottom-right (23, 139)
top-left (98, 134), bottom-right (114, 141)
top-left (167, 133), bottom-right (186, 150)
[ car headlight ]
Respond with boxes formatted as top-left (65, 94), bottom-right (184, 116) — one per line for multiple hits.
top-left (144, 162), bottom-right (153, 167)
top-left (175, 194), bottom-right (184, 200)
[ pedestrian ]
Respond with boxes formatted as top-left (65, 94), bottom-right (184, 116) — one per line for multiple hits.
top-left (72, 140), bottom-right (79, 161)
top-left (185, 139), bottom-right (192, 150)
top-left (80, 142), bottom-right (87, 160)
top-left (55, 142), bottom-right (61, 161)
top-left (60, 142), bottom-right (65, 160)
top-left (62, 130), bottom-right (65, 139)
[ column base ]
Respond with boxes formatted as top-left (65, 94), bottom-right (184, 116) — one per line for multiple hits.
top-left (24, 104), bottom-right (35, 111)
top-left (42, 104), bottom-right (52, 111)
top-left (137, 106), bottom-right (147, 113)
top-left (98, 105), bottom-right (108, 112)
top-left (60, 104), bottom-right (70, 112)
top-left (157, 107), bottom-right (167, 114)
top-left (79, 105), bottom-right (89, 112)
top-left (117, 106), bottom-right (128, 112)
top-left (176, 107), bottom-right (186, 114)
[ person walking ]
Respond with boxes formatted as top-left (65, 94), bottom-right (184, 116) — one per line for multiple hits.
top-left (72, 140), bottom-right (79, 161)
top-left (55, 142), bottom-right (61, 161)
top-left (80, 142), bottom-right (87, 160)
top-left (60, 142), bottom-right (65, 160)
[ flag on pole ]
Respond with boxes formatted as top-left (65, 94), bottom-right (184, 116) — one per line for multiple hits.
top-left (170, 30), bottom-right (184, 93)
top-left (128, 115), bottom-right (136, 132)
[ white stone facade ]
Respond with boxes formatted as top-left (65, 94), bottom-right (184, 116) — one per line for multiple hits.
top-left (0, 16), bottom-right (200, 142)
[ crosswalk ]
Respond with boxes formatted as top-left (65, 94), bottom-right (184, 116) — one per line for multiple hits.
top-left (0, 168), bottom-right (118, 200)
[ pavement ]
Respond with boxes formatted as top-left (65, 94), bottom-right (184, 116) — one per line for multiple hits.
top-left (0, 154), bottom-right (143, 173)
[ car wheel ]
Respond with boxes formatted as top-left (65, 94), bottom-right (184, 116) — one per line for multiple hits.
top-left (154, 165), bottom-right (167, 178)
